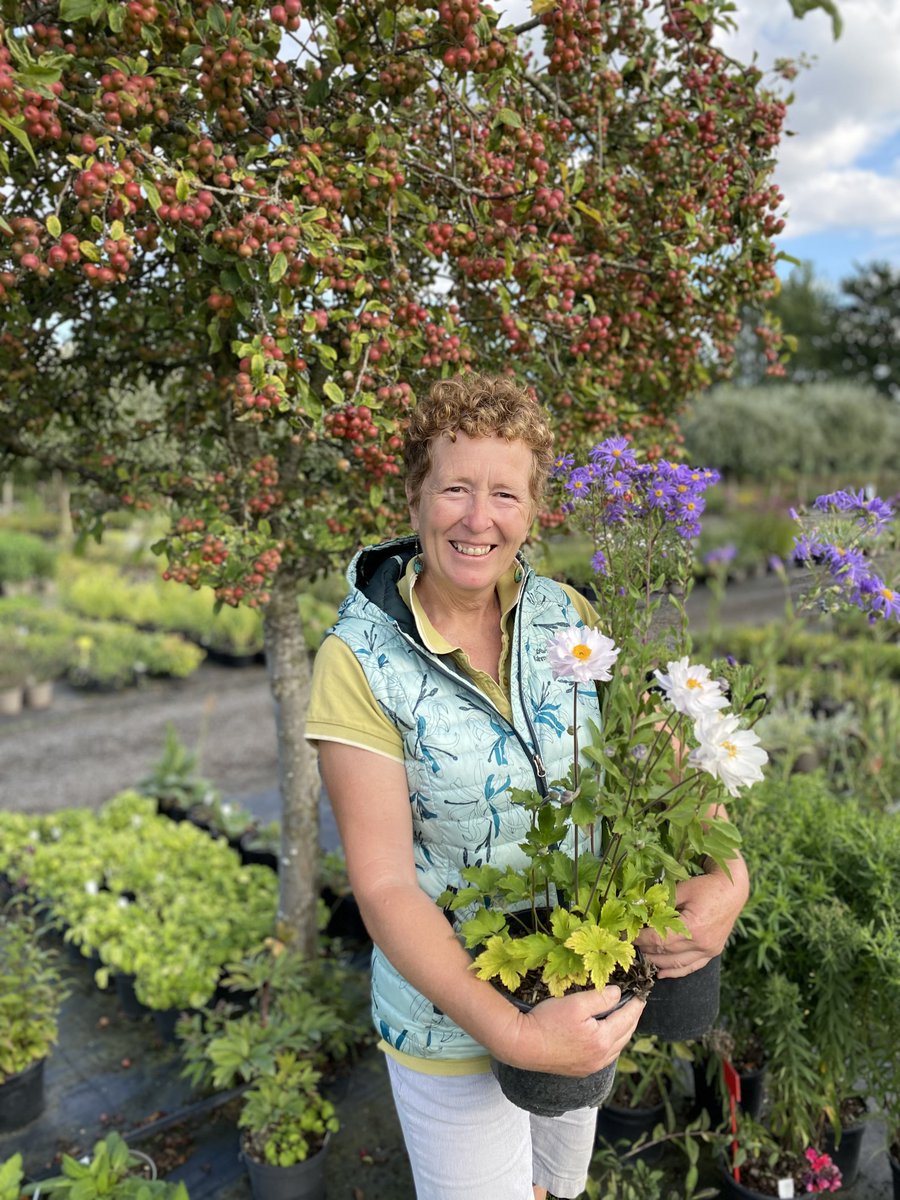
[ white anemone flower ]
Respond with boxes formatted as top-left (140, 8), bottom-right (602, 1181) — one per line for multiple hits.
top-left (654, 656), bottom-right (729, 719)
top-left (547, 625), bottom-right (620, 684)
top-left (689, 711), bottom-right (768, 797)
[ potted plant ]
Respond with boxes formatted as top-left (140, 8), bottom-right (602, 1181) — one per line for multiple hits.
top-left (177, 941), bottom-right (370, 1200)
top-left (27, 1131), bottom-right (189, 1199)
top-left (137, 724), bottom-right (220, 823)
top-left (22, 635), bottom-right (71, 711)
top-left (0, 646), bottom-right (28, 716)
top-left (239, 1053), bottom-right (338, 1200)
top-left (0, 902), bottom-right (68, 1133)
top-left (442, 442), bottom-right (768, 1114)
top-left (596, 1035), bottom-right (693, 1165)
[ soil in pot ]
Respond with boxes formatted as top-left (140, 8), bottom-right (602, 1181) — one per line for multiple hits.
top-left (718, 1146), bottom-right (841, 1198)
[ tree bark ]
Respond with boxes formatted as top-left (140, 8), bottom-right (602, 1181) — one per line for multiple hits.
top-left (263, 562), bottom-right (321, 958)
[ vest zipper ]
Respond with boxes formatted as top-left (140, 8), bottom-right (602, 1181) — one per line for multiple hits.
top-left (394, 569), bottom-right (550, 797)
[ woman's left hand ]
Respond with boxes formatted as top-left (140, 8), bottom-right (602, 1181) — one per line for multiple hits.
top-left (634, 854), bottom-right (750, 979)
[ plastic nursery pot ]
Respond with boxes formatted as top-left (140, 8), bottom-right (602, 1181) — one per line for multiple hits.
top-left (692, 1057), bottom-right (766, 1125)
top-left (636, 954), bottom-right (721, 1041)
top-left (596, 1098), bottom-right (667, 1164)
top-left (241, 1135), bottom-right (330, 1200)
top-left (0, 1056), bottom-right (46, 1132)
top-left (823, 1100), bottom-right (868, 1190)
top-left (489, 990), bottom-right (631, 1118)
top-left (115, 972), bottom-right (151, 1021)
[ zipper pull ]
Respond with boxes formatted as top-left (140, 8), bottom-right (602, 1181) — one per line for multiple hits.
top-left (533, 752), bottom-right (546, 780)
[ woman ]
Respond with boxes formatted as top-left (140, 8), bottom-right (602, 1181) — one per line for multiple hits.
top-left (306, 374), bottom-right (748, 1199)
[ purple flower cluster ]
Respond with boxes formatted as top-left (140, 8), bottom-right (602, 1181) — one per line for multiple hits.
top-left (792, 490), bottom-right (898, 622)
top-left (553, 437), bottom-right (720, 540)
top-left (812, 488), bottom-right (893, 533)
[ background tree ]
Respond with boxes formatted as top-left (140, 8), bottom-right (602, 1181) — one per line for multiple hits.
top-left (1, 0), bottom-right (797, 953)
top-left (830, 260), bottom-right (899, 399)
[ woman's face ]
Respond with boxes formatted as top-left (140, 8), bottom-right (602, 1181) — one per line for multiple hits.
top-left (408, 432), bottom-right (535, 603)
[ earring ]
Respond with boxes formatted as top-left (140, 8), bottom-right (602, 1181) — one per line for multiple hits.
top-left (414, 555), bottom-right (424, 575)
top-left (514, 566), bottom-right (523, 583)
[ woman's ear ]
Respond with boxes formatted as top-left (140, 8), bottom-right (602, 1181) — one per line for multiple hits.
top-left (406, 486), bottom-right (419, 531)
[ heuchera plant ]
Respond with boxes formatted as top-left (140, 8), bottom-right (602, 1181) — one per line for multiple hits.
top-left (443, 438), bottom-right (768, 1003)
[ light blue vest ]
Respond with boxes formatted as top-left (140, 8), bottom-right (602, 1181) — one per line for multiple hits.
top-left (330, 537), bottom-right (602, 1060)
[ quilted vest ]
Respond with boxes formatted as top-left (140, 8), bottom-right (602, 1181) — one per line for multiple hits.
top-left (329, 535), bottom-right (602, 1061)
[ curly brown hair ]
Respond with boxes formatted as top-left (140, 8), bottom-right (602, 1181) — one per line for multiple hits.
top-left (404, 374), bottom-right (554, 507)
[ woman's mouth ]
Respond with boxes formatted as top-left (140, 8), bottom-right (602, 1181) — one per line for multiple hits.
top-left (450, 542), bottom-right (493, 557)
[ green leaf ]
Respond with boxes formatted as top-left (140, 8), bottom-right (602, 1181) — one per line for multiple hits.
top-left (60, 0), bottom-right (96, 20)
top-left (107, 2), bottom-right (124, 31)
top-left (78, 240), bottom-right (101, 263)
top-left (142, 178), bottom-right (161, 213)
top-left (323, 380), bottom-right (343, 405)
top-left (496, 107), bottom-right (522, 129)
top-left (46, 214), bottom-right (62, 238)
top-left (269, 252), bottom-right (288, 283)
top-left (0, 114), bottom-right (36, 164)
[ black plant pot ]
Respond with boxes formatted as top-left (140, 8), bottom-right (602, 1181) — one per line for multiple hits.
top-left (889, 1150), bottom-right (900, 1200)
top-left (716, 1162), bottom-right (771, 1199)
top-left (0, 1056), bottom-right (45, 1132)
top-left (691, 1057), bottom-right (765, 1125)
top-left (153, 1007), bottom-right (181, 1044)
top-left (115, 972), bottom-right (150, 1021)
top-left (489, 989), bottom-right (631, 1117)
top-left (636, 954), bottom-right (720, 1040)
top-left (596, 1099), bottom-right (666, 1164)
top-left (242, 1135), bottom-right (329, 1200)
top-left (823, 1109), bottom-right (867, 1190)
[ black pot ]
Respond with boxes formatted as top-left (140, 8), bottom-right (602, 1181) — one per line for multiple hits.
top-left (153, 1007), bottom-right (181, 1044)
top-left (889, 1150), bottom-right (900, 1200)
top-left (242, 1135), bottom-right (329, 1200)
top-left (636, 954), bottom-right (720, 1041)
top-left (823, 1110), bottom-right (867, 1190)
top-left (489, 989), bottom-right (630, 1117)
top-left (115, 972), bottom-right (150, 1021)
top-left (692, 1057), bottom-right (766, 1125)
top-left (0, 1056), bottom-right (45, 1132)
top-left (491, 1056), bottom-right (617, 1119)
top-left (239, 832), bottom-right (278, 871)
top-left (596, 1099), bottom-right (666, 1163)
top-left (716, 1162), bottom-right (770, 1199)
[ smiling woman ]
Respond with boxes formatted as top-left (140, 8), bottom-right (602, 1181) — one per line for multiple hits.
top-left (304, 374), bottom-right (646, 1200)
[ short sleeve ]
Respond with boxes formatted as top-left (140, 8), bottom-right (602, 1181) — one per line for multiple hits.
top-left (305, 634), bottom-right (405, 762)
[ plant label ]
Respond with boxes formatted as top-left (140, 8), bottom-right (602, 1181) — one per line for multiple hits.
top-left (777, 1180), bottom-right (795, 1198)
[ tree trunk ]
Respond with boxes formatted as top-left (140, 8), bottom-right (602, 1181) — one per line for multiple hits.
top-left (263, 563), bottom-right (321, 958)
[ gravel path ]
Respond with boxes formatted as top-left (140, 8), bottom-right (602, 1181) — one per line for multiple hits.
top-left (0, 660), bottom-right (278, 814)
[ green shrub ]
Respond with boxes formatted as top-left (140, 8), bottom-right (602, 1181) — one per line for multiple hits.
top-left (0, 529), bottom-right (57, 585)
top-left (681, 381), bottom-right (900, 487)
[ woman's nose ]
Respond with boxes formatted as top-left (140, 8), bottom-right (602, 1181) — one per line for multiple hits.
top-left (463, 492), bottom-right (493, 531)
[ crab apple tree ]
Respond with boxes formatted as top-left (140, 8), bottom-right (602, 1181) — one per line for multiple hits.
top-left (1, 0), bottom-right (808, 953)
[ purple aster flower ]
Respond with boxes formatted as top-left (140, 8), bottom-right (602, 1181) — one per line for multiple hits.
top-left (591, 549), bottom-right (608, 577)
top-left (704, 544), bottom-right (737, 566)
top-left (813, 489), bottom-right (856, 514)
top-left (861, 576), bottom-right (899, 621)
top-left (589, 436), bottom-right (637, 471)
top-left (565, 467), bottom-right (593, 498)
top-left (855, 492), bottom-right (894, 532)
top-left (823, 543), bottom-right (869, 587)
top-left (768, 555), bottom-right (785, 573)
top-left (550, 452), bottom-right (575, 478)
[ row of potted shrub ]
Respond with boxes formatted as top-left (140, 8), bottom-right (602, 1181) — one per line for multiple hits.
top-left (0, 598), bottom-right (205, 697)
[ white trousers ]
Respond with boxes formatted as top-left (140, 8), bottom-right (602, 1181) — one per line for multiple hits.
top-left (386, 1057), bottom-right (598, 1200)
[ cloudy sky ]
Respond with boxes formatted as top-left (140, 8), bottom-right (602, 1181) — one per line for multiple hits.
top-left (497, 0), bottom-right (900, 291)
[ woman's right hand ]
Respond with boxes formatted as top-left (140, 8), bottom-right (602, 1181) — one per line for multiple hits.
top-left (497, 985), bottom-right (645, 1077)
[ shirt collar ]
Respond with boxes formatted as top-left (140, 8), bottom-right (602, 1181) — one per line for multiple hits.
top-left (398, 559), bottom-right (525, 654)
